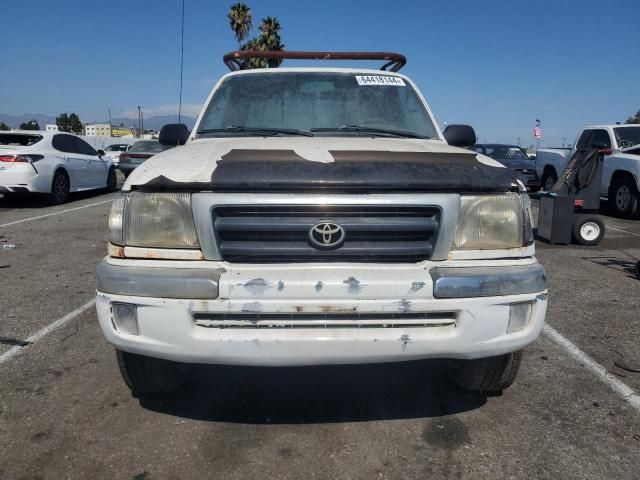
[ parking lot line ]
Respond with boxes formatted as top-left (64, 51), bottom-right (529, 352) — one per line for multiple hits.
top-left (0, 299), bottom-right (96, 364)
top-left (543, 324), bottom-right (640, 412)
top-left (606, 225), bottom-right (640, 238)
top-left (0, 199), bottom-right (112, 229)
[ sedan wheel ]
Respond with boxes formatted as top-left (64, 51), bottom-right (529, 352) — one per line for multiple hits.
top-left (49, 171), bottom-right (70, 205)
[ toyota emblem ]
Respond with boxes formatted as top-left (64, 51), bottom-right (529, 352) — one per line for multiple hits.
top-left (309, 222), bottom-right (346, 250)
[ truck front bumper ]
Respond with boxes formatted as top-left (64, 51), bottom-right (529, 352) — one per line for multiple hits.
top-left (95, 258), bottom-right (547, 366)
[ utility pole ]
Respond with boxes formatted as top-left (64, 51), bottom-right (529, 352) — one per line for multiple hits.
top-left (562, 137), bottom-right (566, 148)
top-left (517, 137), bottom-right (521, 147)
top-left (137, 105), bottom-right (141, 138)
top-left (141, 110), bottom-right (144, 137)
top-left (108, 108), bottom-right (112, 137)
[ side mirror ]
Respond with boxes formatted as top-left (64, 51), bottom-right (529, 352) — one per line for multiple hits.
top-left (443, 124), bottom-right (476, 148)
top-left (159, 123), bottom-right (189, 146)
top-left (97, 149), bottom-right (105, 157)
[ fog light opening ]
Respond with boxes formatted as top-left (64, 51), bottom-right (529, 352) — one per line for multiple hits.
top-left (507, 302), bottom-right (533, 334)
top-left (112, 303), bottom-right (139, 335)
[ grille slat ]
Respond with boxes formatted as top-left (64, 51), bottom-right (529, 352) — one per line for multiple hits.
top-left (213, 206), bottom-right (440, 263)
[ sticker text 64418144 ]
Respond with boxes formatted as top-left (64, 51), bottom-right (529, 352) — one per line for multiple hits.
top-left (355, 75), bottom-right (406, 86)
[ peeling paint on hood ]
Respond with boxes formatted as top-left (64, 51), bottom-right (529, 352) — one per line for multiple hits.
top-left (123, 137), bottom-right (504, 190)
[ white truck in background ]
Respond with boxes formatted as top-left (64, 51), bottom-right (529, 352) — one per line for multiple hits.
top-left (535, 125), bottom-right (640, 218)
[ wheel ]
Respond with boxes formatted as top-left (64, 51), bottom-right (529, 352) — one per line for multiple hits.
top-left (48, 170), bottom-right (69, 205)
top-left (106, 167), bottom-right (117, 192)
top-left (572, 215), bottom-right (605, 246)
top-left (116, 350), bottom-right (192, 395)
top-left (609, 176), bottom-right (639, 218)
top-left (449, 351), bottom-right (523, 393)
top-left (636, 261), bottom-right (640, 279)
top-left (540, 169), bottom-right (558, 192)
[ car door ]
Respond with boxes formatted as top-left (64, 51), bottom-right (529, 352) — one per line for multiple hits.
top-left (590, 129), bottom-right (613, 195)
top-left (51, 134), bottom-right (87, 189)
top-left (74, 137), bottom-right (107, 187)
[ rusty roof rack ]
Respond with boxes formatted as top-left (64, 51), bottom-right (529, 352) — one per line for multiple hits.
top-left (223, 51), bottom-right (407, 72)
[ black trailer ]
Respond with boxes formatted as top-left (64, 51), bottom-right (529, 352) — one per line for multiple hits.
top-left (537, 147), bottom-right (605, 246)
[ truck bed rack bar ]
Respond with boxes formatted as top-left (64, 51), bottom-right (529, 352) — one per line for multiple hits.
top-left (223, 50), bottom-right (407, 72)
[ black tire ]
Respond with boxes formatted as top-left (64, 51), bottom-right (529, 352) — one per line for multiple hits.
top-left (540, 169), bottom-right (558, 192)
top-left (636, 261), bottom-right (640, 279)
top-left (572, 215), bottom-right (605, 246)
top-left (608, 175), bottom-right (639, 219)
top-left (106, 167), bottom-right (117, 192)
top-left (48, 170), bottom-right (70, 205)
top-left (116, 350), bottom-right (191, 395)
top-left (450, 351), bottom-right (523, 393)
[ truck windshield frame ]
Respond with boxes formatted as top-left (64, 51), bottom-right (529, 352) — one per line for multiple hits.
top-left (196, 72), bottom-right (439, 139)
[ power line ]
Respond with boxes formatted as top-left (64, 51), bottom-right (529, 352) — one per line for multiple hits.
top-left (178, 0), bottom-right (185, 123)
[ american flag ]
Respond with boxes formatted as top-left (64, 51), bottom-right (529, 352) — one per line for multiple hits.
top-left (533, 125), bottom-right (542, 139)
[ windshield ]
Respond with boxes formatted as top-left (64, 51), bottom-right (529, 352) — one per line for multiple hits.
top-left (106, 144), bottom-right (128, 152)
top-left (485, 146), bottom-right (530, 160)
top-left (0, 133), bottom-right (43, 146)
top-left (614, 126), bottom-right (640, 148)
top-left (197, 72), bottom-right (439, 138)
top-left (128, 141), bottom-right (167, 153)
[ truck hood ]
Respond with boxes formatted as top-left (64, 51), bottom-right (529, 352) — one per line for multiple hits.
top-left (125, 137), bottom-right (515, 193)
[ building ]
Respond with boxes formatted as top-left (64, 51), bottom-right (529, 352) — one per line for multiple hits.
top-left (45, 124), bottom-right (59, 132)
top-left (84, 124), bottom-right (111, 137)
top-left (111, 126), bottom-right (133, 137)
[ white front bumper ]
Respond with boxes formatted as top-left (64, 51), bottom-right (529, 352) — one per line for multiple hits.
top-left (96, 259), bottom-right (547, 366)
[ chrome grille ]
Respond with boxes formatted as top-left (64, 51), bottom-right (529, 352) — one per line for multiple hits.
top-left (212, 205), bottom-right (441, 263)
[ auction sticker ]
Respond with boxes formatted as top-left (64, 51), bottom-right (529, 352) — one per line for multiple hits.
top-left (355, 75), bottom-right (406, 86)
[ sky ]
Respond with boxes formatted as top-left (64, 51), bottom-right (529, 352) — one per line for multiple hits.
top-left (3, 0), bottom-right (639, 147)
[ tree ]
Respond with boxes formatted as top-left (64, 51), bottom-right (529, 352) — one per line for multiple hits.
top-left (228, 3), bottom-right (253, 49)
top-left (56, 113), bottom-right (83, 134)
top-left (625, 110), bottom-right (640, 124)
top-left (19, 120), bottom-right (40, 130)
top-left (257, 16), bottom-right (284, 67)
top-left (228, 3), bottom-right (285, 69)
top-left (0, 122), bottom-right (10, 131)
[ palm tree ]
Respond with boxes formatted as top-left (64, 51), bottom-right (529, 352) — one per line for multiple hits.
top-left (258, 16), bottom-right (284, 67)
top-left (228, 3), bottom-right (253, 49)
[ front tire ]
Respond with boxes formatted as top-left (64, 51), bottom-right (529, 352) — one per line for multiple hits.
top-left (116, 350), bottom-right (191, 395)
top-left (541, 169), bottom-right (558, 192)
top-left (48, 170), bottom-right (70, 205)
top-left (572, 215), bottom-right (605, 246)
top-left (609, 176), bottom-right (639, 218)
top-left (450, 351), bottom-right (523, 393)
top-left (106, 167), bottom-right (117, 192)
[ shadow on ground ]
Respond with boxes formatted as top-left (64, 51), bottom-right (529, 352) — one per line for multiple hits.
top-left (583, 255), bottom-right (640, 279)
top-left (138, 360), bottom-right (487, 424)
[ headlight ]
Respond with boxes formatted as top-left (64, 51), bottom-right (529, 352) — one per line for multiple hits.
top-left (452, 194), bottom-right (527, 250)
top-left (108, 192), bottom-right (199, 249)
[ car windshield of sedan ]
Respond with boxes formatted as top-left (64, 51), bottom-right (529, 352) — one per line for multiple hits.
top-left (486, 146), bottom-right (529, 160)
top-left (614, 126), bottom-right (640, 148)
top-left (197, 72), bottom-right (439, 139)
top-left (128, 141), bottom-right (168, 153)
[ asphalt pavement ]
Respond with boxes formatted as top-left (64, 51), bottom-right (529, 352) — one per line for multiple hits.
top-left (1, 184), bottom-right (639, 480)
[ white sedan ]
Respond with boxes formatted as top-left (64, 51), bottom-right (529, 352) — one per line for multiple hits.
top-left (0, 130), bottom-right (117, 204)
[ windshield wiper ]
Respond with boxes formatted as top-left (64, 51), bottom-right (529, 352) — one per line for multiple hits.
top-left (197, 126), bottom-right (313, 137)
top-left (311, 125), bottom-right (428, 139)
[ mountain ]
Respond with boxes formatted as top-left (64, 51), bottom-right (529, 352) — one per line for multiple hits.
top-left (0, 113), bottom-right (57, 129)
top-left (0, 113), bottom-right (196, 131)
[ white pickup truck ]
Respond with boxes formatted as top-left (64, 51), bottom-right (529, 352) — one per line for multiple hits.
top-left (96, 51), bottom-right (547, 397)
top-left (536, 125), bottom-right (640, 218)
